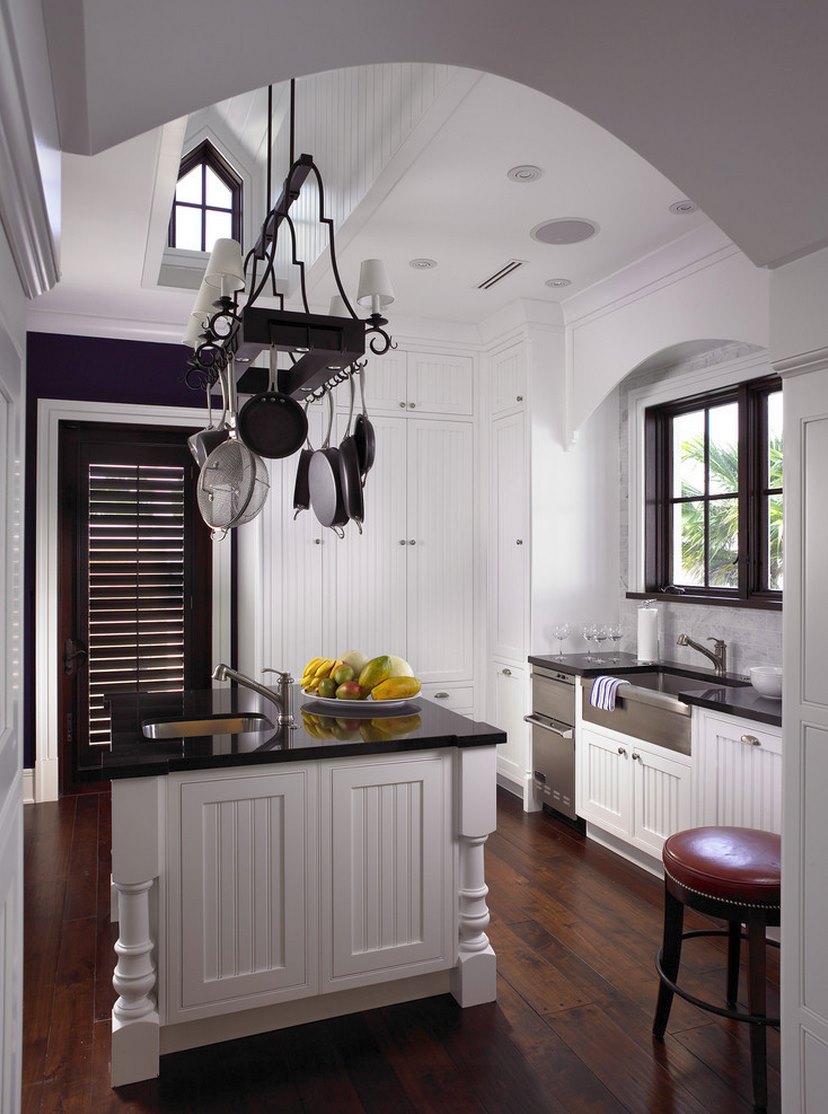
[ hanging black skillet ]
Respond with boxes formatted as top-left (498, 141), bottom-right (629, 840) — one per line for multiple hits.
top-left (353, 364), bottom-right (376, 484)
top-left (308, 390), bottom-right (349, 536)
top-left (292, 400), bottom-right (314, 519)
top-left (339, 376), bottom-right (364, 533)
top-left (237, 346), bottom-right (308, 460)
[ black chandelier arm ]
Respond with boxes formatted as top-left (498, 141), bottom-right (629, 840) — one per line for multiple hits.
top-left (307, 163), bottom-right (359, 321)
top-left (283, 213), bottom-right (311, 315)
top-left (366, 327), bottom-right (397, 356)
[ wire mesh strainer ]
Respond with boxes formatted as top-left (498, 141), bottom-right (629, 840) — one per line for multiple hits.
top-left (197, 437), bottom-right (257, 539)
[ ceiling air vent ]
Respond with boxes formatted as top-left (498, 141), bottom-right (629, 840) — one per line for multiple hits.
top-left (476, 259), bottom-right (528, 290)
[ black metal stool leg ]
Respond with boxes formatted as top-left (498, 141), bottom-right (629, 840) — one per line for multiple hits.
top-left (726, 918), bottom-right (741, 1008)
top-left (746, 918), bottom-right (768, 1113)
top-left (653, 886), bottom-right (684, 1040)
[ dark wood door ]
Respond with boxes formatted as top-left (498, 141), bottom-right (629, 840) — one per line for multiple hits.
top-left (58, 423), bottom-right (213, 791)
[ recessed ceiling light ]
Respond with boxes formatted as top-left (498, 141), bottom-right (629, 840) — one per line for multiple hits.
top-left (409, 257), bottom-right (438, 269)
top-left (507, 164), bottom-right (543, 183)
top-left (545, 278), bottom-right (572, 288)
top-left (531, 218), bottom-right (599, 245)
top-left (669, 199), bottom-right (698, 215)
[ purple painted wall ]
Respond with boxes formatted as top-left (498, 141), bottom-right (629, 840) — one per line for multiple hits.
top-left (24, 332), bottom-right (206, 772)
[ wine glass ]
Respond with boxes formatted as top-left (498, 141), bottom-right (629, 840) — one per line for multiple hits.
top-left (553, 622), bottom-right (570, 660)
top-left (608, 623), bottom-right (623, 663)
top-left (582, 623), bottom-right (596, 662)
top-left (594, 625), bottom-right (608, 663)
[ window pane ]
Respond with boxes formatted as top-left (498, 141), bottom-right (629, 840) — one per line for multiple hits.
top-left (708, 498), bottom-right (739, 587)
top-left (172, 205), bottom-right (203, 251)
top-left (768, 493), bottom-right (783, 589)
top-left (672, 410), bottom-right (704, 498)
top-left (672, 501), bottom-right (705, 586)
top-left (205, 166), bottom-right (232, 209)
top-left (767, 391), bottom-right (783, 488)
top-left (205, 210), bottom-right (232, 251)
top-left (175, 165), bottom-right (202, 204)
top-left (708, 402), bottom-right (739, 495)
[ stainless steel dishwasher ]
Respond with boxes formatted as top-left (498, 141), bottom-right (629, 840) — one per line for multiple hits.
top-left (524, 666), bottom-right (579, 822)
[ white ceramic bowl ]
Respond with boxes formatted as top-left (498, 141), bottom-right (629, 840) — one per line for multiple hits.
top-left (749, 665), bottom-right (783, 699)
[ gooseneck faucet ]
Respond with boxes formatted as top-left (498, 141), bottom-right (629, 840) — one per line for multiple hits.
top-left (212, 663), bottom-right (295, 727)
top-left (676, 634), bottom-right (728, 677)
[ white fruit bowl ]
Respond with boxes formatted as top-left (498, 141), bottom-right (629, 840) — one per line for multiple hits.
top-left (749, 665), bottom-right (783, 699)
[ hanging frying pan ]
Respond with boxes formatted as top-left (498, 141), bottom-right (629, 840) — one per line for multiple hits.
top-left (237, 346), bottom-right (308, 460)
top-left (308, 391), bottom-right (349, 536)
top-left (353, 364), bottom-right (376, 484)
top-left (339, 376), bottom-right (364, 533)
top-left (292, 401), bottom-right (314, 519)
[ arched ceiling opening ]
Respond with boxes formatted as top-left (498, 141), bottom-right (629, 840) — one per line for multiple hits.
top-left (42, 0), bottom-right (828, 268)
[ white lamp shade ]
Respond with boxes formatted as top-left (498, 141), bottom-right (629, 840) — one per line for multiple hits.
top-left (204, 238), bottom-right (245, 292)
top-left (328, 294), bottom-right (351, 317)
top-left (191, 279), bottom-right (217, 318)
top-left (182, 313), bottom-right (208, 348)
top-left (356, 258), bottom-right (394, 309)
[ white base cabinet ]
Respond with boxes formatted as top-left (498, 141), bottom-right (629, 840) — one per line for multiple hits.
top-left (577, 723), bottom-right (692, 859)
top-left (490, 661), bottom-right (532, 803)
top-left (692, 709), bottom-right (782, 833)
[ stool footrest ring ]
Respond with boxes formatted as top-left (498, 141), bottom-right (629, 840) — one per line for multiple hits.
top-left (656, 930), bottom-right (779, 1027)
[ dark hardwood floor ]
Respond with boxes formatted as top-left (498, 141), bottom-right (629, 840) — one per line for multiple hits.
top-left (22, 787), bottom-right (780, 1113)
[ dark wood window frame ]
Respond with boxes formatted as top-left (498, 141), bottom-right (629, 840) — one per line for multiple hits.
top-left (634, 374), bottom-right (782, 610)
top-left (168, 139), bottom-right (243, 251)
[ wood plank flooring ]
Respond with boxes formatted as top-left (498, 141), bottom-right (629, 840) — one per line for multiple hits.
top-left (22, 787), bottom-right (780, 1113)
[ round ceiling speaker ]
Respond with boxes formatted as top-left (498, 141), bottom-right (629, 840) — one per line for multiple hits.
top-left (669, 199), bottom-right (698, 215)
top-left (545, 277), bottom-right (572, 288)
top-left (409, 258), bottom-right (438, 269)
top-left (507, 165), bottom-right (543, 183)
top-left (531, 219), bottom-right (599, 245)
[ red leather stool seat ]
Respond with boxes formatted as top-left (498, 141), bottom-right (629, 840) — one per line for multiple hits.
top-left (662, 826), bottom-right (781, 906)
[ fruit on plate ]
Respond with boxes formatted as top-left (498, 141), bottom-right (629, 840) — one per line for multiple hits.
top-left (371, 676), bottom-right (421, 701)
top-left (387, 654), bottom-right (414, 678)
top-left (332, 664), bottom-right (355, 686)
top-left (317, 677), bottom-right (337, 699)
top-left (300, 656), bottom-right (337, 693)
top-left (340, 650), bottom-right (368, 674)
top-left (335, 680), bottom-right (363, 700)
top-left (358, 655), bottom-right (393, 693)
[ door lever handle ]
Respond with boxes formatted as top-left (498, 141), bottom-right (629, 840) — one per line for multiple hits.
top-left (64, 638), bottom-right (88, 676)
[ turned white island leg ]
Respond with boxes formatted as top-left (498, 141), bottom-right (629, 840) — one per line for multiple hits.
top-left (110, 779), bottom-right (162, 1086)
top-left (450, 746), bottom-right (497, 1007)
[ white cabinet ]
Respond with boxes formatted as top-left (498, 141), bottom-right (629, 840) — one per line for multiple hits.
top-left (692, 709), bottom-right (782, 833)
top-left (490, 342), bottom-right (527, 416)
top-left (421, 682), bottom-right (475, 715)
top-left (577, 723), bottom-right (692, 858)
top-left (490, 411), bottom-right (528, 662)
top-left (362, 348), bottom-right (474, 416)
top-left (491, 662), bottom-right (530, 794)
top-left (164, 766), bottom-right (319, 1023)
top-left (320, 752), bottom-right (453, 990)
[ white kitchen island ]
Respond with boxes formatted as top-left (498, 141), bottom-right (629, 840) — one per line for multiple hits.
top-left (103, 690), bottom-right (502, 1086)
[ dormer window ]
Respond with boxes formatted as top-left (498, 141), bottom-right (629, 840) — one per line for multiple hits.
top-left (168, 140), bottom-right (242, 252)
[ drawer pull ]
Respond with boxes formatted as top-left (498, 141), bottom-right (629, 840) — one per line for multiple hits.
top-left (434, 691), bottom-right (450, 699)
top-left (523, 714), bottom-right (573, 739)
top-left (502, 668), bottom-right (512, 676)
top-left (740, 734), bottom-right (762, 747)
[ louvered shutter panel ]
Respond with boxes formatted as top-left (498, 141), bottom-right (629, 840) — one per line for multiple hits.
top-left (87, 463), bottom-right (186, 745)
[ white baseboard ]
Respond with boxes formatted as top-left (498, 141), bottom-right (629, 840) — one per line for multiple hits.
top-left (585, 822), bottom-right (663, 878)
top-left (22, 769), bottom-right (34, 806)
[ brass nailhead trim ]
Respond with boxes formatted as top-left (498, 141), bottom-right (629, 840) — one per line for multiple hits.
top-left (664, 865), bottom-right (780, 910)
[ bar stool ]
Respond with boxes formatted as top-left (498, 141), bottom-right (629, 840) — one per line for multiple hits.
top-left (653, 826), bottom-right (780, 1114)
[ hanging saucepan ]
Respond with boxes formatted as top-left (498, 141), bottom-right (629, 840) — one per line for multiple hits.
top-left (292, 400), bottom-right (314, 519)
top-left (308, 390), bottom-right (349, 537)
top-left (188, 370), bottom-right (230, 467)
top-left (353, 363), bottom-right (376, 485)
top-left (237, 346), bottom-right (308, 460)
top-left (338, 375), bottom-right (364, 533)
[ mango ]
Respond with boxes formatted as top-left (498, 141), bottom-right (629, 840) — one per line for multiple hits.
top-left (358, 655), bottom-right (393, 693)
top-left (335, 680), bottom-right (362, 700)
top-left (370, 676), bottom-right (421, 701)
top-left (318, 677), bottom-right (337, 699)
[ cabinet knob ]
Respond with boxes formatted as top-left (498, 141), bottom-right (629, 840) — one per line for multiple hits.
top-left (408, 402), bottom-right (416, 409)
top-left (501, 668), bottom-right (512, 676)
top-left (399, 539), bottom-right (407, 545)
top-left (516, 539), bottom-right (523, 545)
top-left (617, 746), bottom-right (627, 756)
top-left (434, 691), bottom-right (450, 699)
top-left (632, 752), bottom-right (641, 761)
top-left (314, 538), bottom-right (322, 545)
top-left (409, 539), bottom-right (416, 546)
top-left (399, 401), bottom-right (407, 408)
top-left (740, 734), bottom-right (762, 747)
top-left (516, 395), bottom-right (523, 402)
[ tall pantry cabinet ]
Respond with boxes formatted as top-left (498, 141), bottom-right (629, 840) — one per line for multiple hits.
top-left (238, 344), bottom-right (479, 713)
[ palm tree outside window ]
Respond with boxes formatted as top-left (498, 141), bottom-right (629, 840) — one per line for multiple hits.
top-left (168, 140), bottom-right (243, 252)
top-left (643, 376), bottom-right (782, 605)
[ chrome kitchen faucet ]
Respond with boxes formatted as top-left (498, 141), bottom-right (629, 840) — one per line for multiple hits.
top-left (212, 663), bottom-right (296, 727)
top-left (676, 634), bottom-right (728, 676)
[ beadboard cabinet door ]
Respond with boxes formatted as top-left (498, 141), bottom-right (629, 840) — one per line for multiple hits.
top-left (490, 411), bottom-right (528, 663)
top-left (578, 725), bottom-right (632, 841)
top-left (490, 342), bottom-right (527, 416)
top-left (490, 661), bottom-right (530, 792)
top-left (362, 348), bottom-right (473, 416)
top-left (693, 710), bottom-right (782, 833)
top-left (165, 767), bottom-right (318, 1023)
top-left (320, 752), bottom-right (453, 990)
top-left (630, 744), bottom-right (692, 858)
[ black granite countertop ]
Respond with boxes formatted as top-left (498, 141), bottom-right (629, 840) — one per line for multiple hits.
top-left (95, 686), bottom-right (505, 780)
top-left (527, 652), bottom-right (781, 727)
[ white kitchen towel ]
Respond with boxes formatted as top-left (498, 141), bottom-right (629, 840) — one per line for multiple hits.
top-left (589, 676), bottom-right (631, 712)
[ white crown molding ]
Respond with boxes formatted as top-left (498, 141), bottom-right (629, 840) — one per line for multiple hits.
top-left (0, 0), bottom-right (59, 297)
top-left (25, 307), bottom-right (185, 345)
top-left (772, 346), bottom-right (828, 379)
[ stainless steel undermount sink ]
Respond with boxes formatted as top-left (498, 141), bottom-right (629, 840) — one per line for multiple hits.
top-left (142, 713), bottom-right (275, 739)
